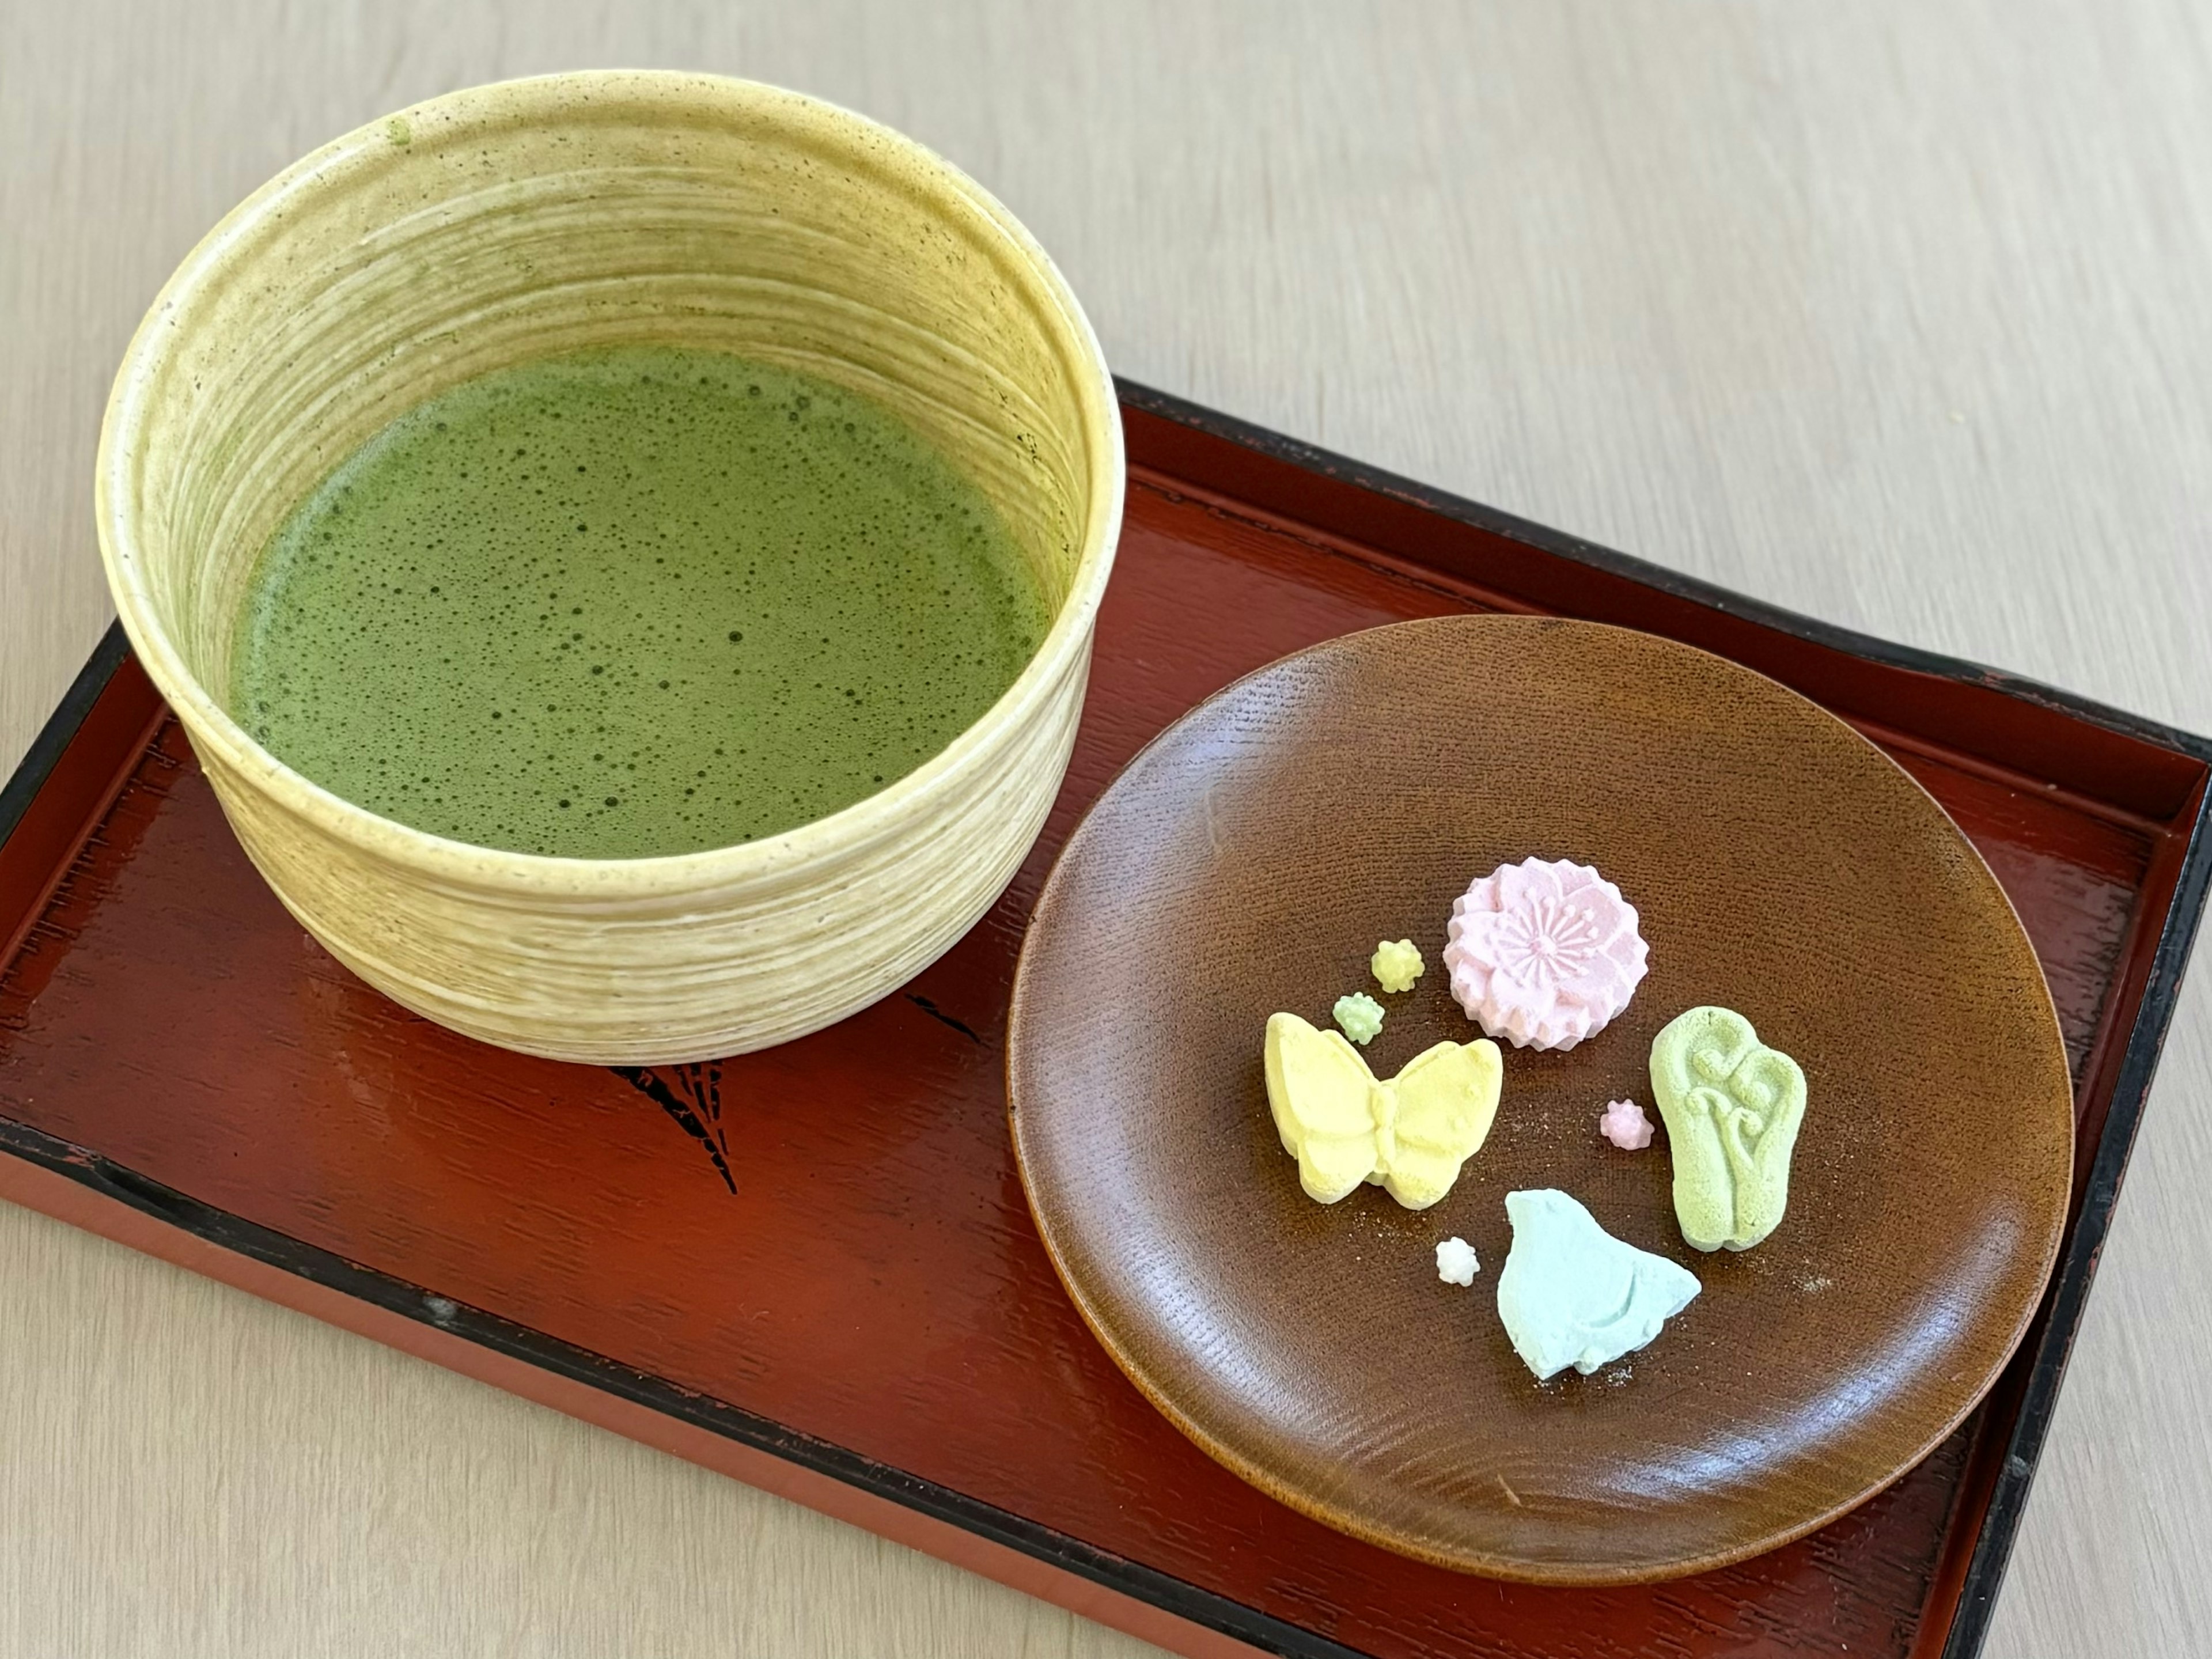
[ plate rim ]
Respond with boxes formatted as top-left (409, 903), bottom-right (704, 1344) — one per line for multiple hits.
top-left (1007, 612), bottom-right (2075, 1585)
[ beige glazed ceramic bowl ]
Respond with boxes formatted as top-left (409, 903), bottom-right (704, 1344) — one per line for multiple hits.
top-left (96, 71), bottom-right (1124, 1064)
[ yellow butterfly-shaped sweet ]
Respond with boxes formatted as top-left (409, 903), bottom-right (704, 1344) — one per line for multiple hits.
top-left (1263, 1012), bottom-right (1503, 1210)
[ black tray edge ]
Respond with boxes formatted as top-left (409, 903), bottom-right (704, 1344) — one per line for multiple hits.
top-left (1110, 376), bottom-right (2212, 1657)
top-left (0, 628), bottom-right (1366, 1659)
top-left (1113, 378), bottom-right (2212, 770)
top-left (0, 618), bottom-right (131, 853)
top-left (1937, 782), bottom-right (2212, 1658)
top-left (5, 389), bottom-right (2210, 1659)
top-left (0, 1108), bottom-right (1371, 1659)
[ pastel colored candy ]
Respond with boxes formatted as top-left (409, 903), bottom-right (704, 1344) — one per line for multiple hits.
top-left (1370, 938), bottom-right (1425, 994)
top-left (1435, 1236), bottom-right (1480, 1285)
top-left (1263, 1012), bottom-right (1502, 1210)
top-left (1332, 992), bottom-right (1385, 1045)
top-left (1649, 1006), bottom-right (1808, 1252)
top-left (1495, 1189), bottom-right (1701, 1381)
top-left (1444, 858), bottom-right (1649, 1051)
top-left (1599, 1097), bottom-right (1653, 1150)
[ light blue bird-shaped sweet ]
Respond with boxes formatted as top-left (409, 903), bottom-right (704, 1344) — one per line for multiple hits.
top-left (1495, 1190), bottom-right (1702, 1381)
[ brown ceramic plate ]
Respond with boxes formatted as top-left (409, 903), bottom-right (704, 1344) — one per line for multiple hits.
top-left (1007, 615), bottom-right (2074, 1585)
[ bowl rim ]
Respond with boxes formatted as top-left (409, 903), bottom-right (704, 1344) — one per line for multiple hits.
top-left (93, 69), bottom-right (1125, 893)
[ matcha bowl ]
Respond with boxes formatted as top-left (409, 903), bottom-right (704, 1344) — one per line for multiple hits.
top-left (95, 72), bottom-right (1124, 1063)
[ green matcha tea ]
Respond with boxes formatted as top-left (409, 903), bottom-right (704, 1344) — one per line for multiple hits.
top-left (232, 348), bottom-right (1050, 858)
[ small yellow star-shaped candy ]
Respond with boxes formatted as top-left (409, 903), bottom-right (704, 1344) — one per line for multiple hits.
top-left (1370, 938), bottom-right (1425, 995)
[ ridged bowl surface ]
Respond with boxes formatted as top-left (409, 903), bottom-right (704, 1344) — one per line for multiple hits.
top-left (96, 71), bottom-right (1124, 1063)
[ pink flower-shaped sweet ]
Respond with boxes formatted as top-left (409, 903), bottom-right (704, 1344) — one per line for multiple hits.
top-left (1443, 858), bottom-right (1649, 1051)
top-left (1600, 1098), bottom-right (1654, 1150)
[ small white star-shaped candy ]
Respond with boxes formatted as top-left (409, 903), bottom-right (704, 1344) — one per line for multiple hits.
top-left (1435, 1236), bottom-right (1480, 1285)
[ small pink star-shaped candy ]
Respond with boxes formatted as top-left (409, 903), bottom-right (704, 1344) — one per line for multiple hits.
top-left (1600, 1098), bottom-right (1654, 1150)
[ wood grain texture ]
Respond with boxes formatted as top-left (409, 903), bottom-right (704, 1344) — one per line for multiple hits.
top-left (10, 457), bottom-right (2156, 1659)
top-left (3, 2), bottom-right (2208, 1655)
top-left (1010, 615), bottom-right (2077, 1582)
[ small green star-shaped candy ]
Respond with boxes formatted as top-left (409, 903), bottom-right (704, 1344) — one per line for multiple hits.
top-left (1370, 938), bottom-right (1425, 994)
top-left (1332, 992), bottom-right (1385, 1046)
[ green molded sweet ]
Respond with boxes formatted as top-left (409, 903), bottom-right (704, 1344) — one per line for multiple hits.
top-left (1649, 1006), bottom-right (1808, 1252)
top-left (1332, 992), bottom-right (1385, 1045)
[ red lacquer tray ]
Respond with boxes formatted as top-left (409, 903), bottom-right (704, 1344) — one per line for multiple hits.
top-left (3, 385), bottom-right (2207, 1659)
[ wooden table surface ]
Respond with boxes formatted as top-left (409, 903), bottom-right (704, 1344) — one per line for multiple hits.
top-left (5, 3), bottom-right (2209, 1654)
